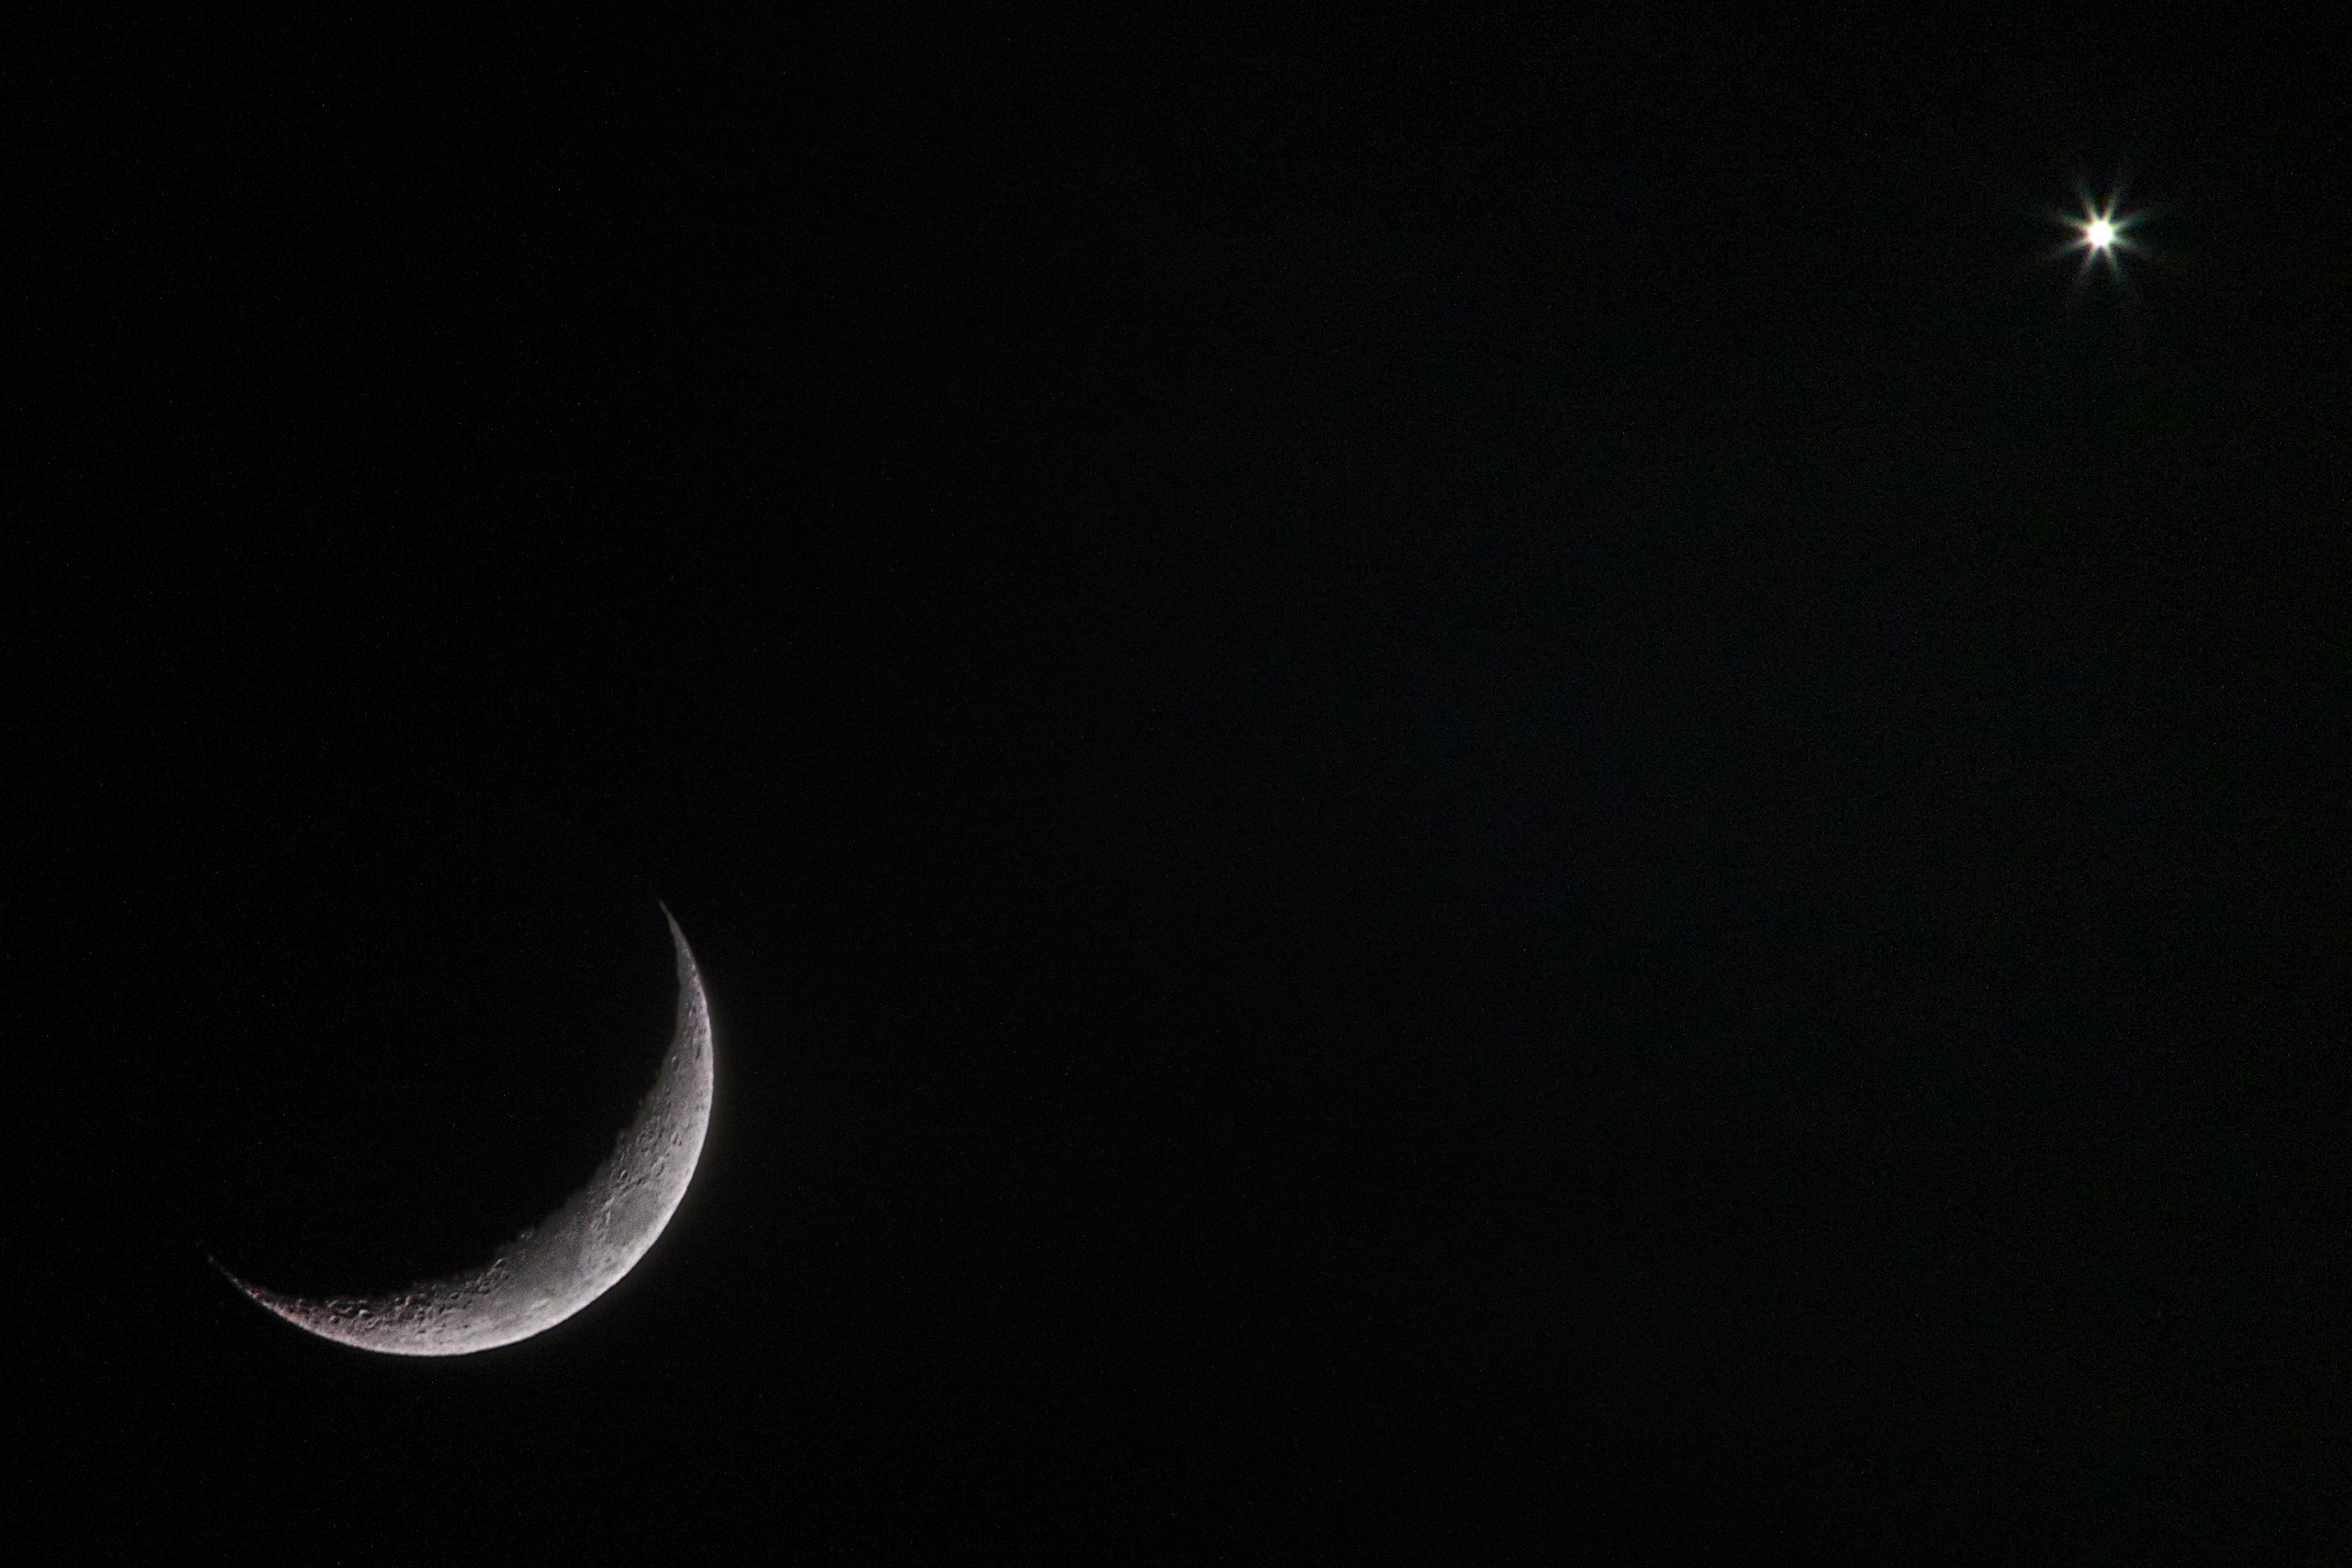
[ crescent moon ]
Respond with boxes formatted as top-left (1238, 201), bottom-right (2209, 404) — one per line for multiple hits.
top-left (217, 907), bottom-right (715, 1356)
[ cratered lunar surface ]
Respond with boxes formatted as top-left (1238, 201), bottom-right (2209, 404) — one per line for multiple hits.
top-left (218, 908), bottom-right (714, 1355)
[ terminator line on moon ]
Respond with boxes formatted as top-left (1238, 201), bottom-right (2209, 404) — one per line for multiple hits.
top-left (217, 907), bottom-right (715, 1356)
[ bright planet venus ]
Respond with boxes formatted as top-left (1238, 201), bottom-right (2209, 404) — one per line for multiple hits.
top-left (217, 908), bottom-right (715, 1356)
top-left (2058, 187), bottom-right (2142, 279)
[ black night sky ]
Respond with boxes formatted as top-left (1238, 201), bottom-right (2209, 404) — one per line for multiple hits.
top-left (19, 13), bottom-right (2350, 1560)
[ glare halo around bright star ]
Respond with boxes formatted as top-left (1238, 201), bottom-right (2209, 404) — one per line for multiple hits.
top-left (2051, 184), bottom-right (2145, 285)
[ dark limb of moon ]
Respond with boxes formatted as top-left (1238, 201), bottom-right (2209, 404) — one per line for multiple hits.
top-left (216, 908), bottom-right (715, 1356)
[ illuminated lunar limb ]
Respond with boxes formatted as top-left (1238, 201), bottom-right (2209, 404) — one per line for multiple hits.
top-left (217, 907), bottom-right (715, 1356)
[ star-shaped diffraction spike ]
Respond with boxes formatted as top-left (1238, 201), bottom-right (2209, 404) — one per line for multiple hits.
top-left (2048, 182), bottom-right (2147, 286)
